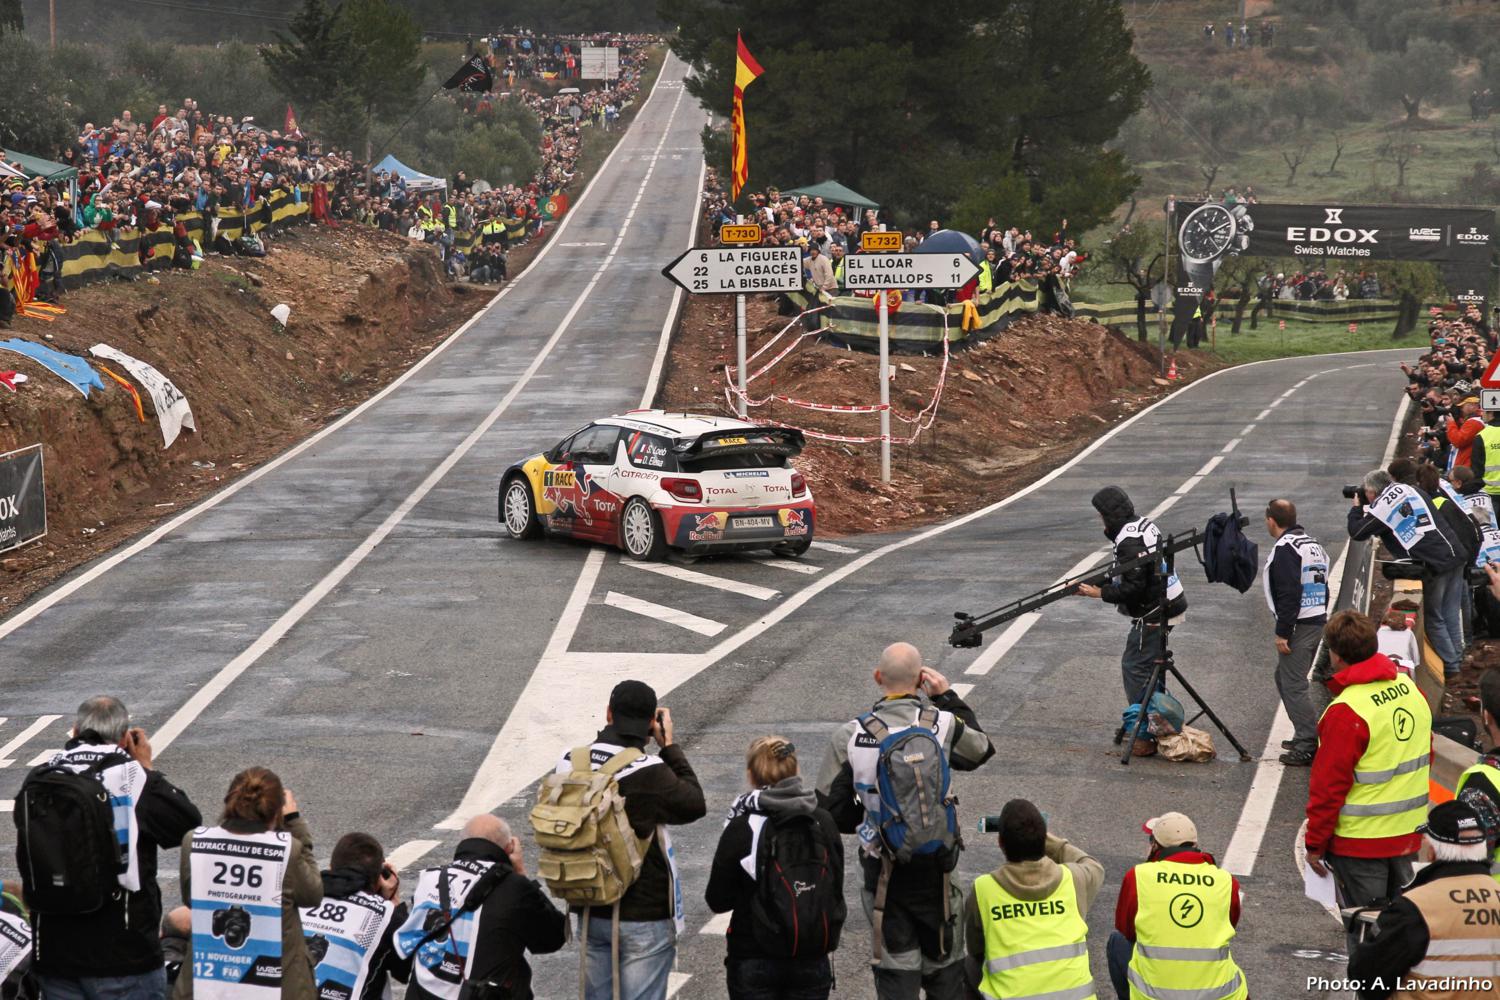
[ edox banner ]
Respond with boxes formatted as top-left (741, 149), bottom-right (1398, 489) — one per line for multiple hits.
top-left (1169, 199), bottom-right (1496, 311)
top-left (0, 444), bottom-right (46, 556)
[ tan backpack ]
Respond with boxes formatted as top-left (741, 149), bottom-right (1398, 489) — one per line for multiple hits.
top-left (530, 746), bottom-right (652, 906)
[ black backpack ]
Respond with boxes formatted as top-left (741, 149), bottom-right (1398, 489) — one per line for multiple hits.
top-left (1198, 512), bottom-right (1258, 593)
top-left (748, 814), bottom-right (845, 960)
top-left (14, 756), bottom-right (126, 914)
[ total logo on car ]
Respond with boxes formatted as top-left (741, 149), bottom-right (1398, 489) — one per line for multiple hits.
top-left (497, 410), bottom-right (816, 560)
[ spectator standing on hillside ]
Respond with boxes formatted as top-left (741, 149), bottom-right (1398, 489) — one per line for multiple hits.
top-left (18, 696), bottom-right (202, 1000)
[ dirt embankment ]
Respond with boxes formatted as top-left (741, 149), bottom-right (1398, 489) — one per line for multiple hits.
top-left (656, 294), bottom-right (1218, 536)
top-left (0, 225), bottom-right (480, 611)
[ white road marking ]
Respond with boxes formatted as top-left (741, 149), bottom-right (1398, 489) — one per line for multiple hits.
top-left (666, 973), bottom-right (692, 998)
top-left (743, 555), bottom-right (821, 575)
top-left (1254, 408), bottom-right (1272, 420)
top-left (1279, 389), bottom-right (1297, 399)
top-left (1241, 423), bottom-right (1257, 437)
top-left (950, 682), bottom-right (975, 699)
top-left (1221, 438), bottom-right (1242, 454)
top-left (699, 912), bottom-right (732, 935)
top-left (621, 559), bottom-right (779, 600)
top-left (1145, 494), bottom-right (1182, 520)
top-left (604, 591), bottom-right (727, 636)
top-left (27, 749), bottom-right (57, 766)
top-left (1194, 455), bottom-right (1224, 478)
top-left (0, 801), bottom-right (10, 813)
top-left (0, 61), bottom-right (687, 647)
top-left (442, 349), bottom-right (1425, 826)
top-left (1222, 392), bottom-right (1411, 877)
top-left (1174, 476), bottom-right (1205, 496)
top-left (0, 716), bottom-right (61, 767)
top-left (811, 540), bottom-right (859, 554)
top-left (147, 82), bottom-right (691, 757)
top-left (386, 839), bottom-right (441, 872)
top-left (965, 614), bottom-right (1041, 676)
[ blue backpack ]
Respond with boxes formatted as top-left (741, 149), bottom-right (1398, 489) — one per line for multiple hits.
top-left (856, 706), bottom-right (959, 863)
top-left (1199, 512), bottom-right (1258, 593)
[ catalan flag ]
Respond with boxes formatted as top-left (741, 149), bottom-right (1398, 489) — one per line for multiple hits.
top-left (730, 32), bottom-right (764, 201)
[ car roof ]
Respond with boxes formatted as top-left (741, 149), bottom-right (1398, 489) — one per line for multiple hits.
top-left (600, 410), bottom-right (760, 439)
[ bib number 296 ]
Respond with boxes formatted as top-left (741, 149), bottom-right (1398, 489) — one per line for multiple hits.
top-left (211, 861), bottom-right (264, 888)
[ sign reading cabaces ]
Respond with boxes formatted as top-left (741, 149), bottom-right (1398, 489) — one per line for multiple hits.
top-left (0, 444), bottom-right (45, 556)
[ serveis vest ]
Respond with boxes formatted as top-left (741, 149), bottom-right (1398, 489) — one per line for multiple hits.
top-left (1262, 531), bottom-right (1330, 620)
top-left (972, 866), bottom-right (1093, 1000)
top-left (1322, 676), bottom-right (1432, 842)
top-left (1127, 860), bottom-right (1245, 1000)
top-left (1480, 424), bottom-right (1500, 495)
top-left (1112, 518), bottom-right (1184, 603)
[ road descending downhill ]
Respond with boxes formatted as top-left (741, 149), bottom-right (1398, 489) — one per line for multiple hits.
top-left (0, 52), bottom-right (1421, 1000)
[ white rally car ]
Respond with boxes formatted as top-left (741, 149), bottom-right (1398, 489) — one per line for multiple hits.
top-left (498, 411), bottom-right (816, 560)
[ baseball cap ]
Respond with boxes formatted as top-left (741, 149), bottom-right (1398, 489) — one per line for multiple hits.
top-left (1462, 396), bottom-right (1480, 406)
top-left (608, 679), bottom-right (657, 739)
top-left (1143, 812), bottom-right (1198, 847)
top-left (1418, 801), bottom-right (1487, 845)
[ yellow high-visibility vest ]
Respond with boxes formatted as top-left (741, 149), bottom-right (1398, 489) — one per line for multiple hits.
top-left (1322, 674), bottom-right (1431, 842)
top-left (973, 866), bottom-right (1094, 1000)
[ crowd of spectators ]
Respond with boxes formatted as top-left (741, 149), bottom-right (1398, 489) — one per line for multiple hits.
top-left (1401, 305), bottom-right (1497, 469)
top-left (477, 29), bottom-right (655, 85)
top-left (1255, 268), bottom-right (1383, 303)
top-left (1202, 19), bottom-right (1274, 48)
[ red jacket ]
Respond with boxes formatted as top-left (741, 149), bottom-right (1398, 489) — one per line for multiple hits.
top-left (1113, 849), bottom-right (1241, 939)
top-left (1447, 415), bottom-right (1484, 468)
top-left (1304, 653), bottom-right (1430, 858)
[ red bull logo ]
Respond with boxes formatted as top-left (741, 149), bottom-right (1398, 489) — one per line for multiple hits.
top-left (687, 511), bottom-right (727, 542)
top-left (778, 507), bottom-right (811, 535)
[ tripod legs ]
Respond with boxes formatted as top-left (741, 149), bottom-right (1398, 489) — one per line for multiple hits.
top-left (1118, 638), bottom-right (1253, 765)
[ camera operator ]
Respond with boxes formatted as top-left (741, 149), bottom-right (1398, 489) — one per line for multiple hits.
top-left (1446, 396), bottom-right (1485, 470)
top-left (1348, 468), bottom-right (1467, 680)
top-left (961, 800), bottom-right (1103, 999)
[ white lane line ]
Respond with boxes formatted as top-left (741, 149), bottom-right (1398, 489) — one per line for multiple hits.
top-left (666, 973), bottom-right (692, 998)
top-left (811, 540), bottom-right (859, 554)
top-left (442, 349), bottom-right (1425, 823)
top-left (950, 682), bottom-right (975, 699)
top-left (1194, 455), bottom-right (1224, 478)
top-left (1279, 388), bottom-right (1297, 400)
top-left (1222, 392), bottom-right (1411, 877)
top-left (27, 749), bottom-right (58, 766)
top-left (1254, 408), bottom-right (1272, 420)
top-left (742, 554), bottom-right (821, 575)
top-left (386, 839), bottom-right (441, 872)
top-left (965, 614), bottom-right (1041, 676)
top-left (638, 155), bottom-right (706, 408)
top-left (604, 592), bottom-right (726, 636)
top-left (0, 61), bottom-right (688, 646)
top-left (1175, 476), bottom-right (1205, 496)
top-left (1145, 494), bottom-right (1182, 520)
top-left (1241, 423), bottom-right (1257, 437)
top-left (0, 801), bottom-right (10, 813)
top-left (699, 912), bottom-right (732, 935)
top-left (1221, 438), bottom-right (1242, 454)
top-left (149, 88), bottom-right (691, 756)
top-left (0, 716), bottom-right (61, 767)
top-left (621, 559), bottom-right (779, 601)
top-left (1293, 380), bottom-right (1308, 389)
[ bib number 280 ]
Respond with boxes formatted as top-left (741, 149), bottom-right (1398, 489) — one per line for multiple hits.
top-left (211, 861), bottom-right (264, 888)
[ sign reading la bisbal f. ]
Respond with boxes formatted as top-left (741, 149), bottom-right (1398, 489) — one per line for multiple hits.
top-left (0, 444), bottom-right (46, 555)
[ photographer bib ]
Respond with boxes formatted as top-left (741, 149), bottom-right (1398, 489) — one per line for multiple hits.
top-left (1262, 532), bottom-right (1329, 619)
top-left (188, 826), bottom-right (293, 1000)
top-left (392, 859), bottom-right (494, 1000)
top-left (1368, 483), bottom-right (1438, 550)
top-left (1112, 518), bottom-right (1184, 601)
top-left (299, 891), bottom-right (396, 1000)
top-left (1464, 493), bottom-right (1496, 528)
top-left (0, 908), bottom-right (30, 980)
top-left (1478, 525), bottom-right (1500, 568)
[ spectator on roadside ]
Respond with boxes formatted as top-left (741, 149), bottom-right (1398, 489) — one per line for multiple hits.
top-left (806, 243), bottom-right (835, 293)
top-left (1376, 609), bottom-right (1421, 678)
top-left (17, 696), bottom-right (202, 1000)
top-left (395, 815), bottom-right (566, 1000)
top-left (303, 833), bottom-right (412, 1000)
top-left (176, 767), bottom-right (322, 1000)
top-left (1447, 396), bottom-right (1485, 470)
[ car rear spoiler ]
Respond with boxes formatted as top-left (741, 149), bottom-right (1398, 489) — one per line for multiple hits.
top-left (676, 426), bottom-right (806, 460)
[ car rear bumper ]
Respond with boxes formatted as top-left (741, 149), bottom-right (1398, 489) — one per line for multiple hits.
top-left (660, 502), bottom-right (815, 550)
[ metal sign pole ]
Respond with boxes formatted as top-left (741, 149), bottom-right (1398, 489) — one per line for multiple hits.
top-left (1161, 200), bottom-right (1171, 377)
top-left (735, 293), bottom-right (748, 418)
top-left (879, 292), bottom-right (891, 483)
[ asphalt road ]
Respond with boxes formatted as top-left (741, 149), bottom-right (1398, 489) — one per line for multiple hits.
top-left (0, 52), bottom-right (1424, 1000)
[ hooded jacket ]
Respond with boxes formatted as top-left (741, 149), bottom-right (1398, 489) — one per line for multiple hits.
top-left (705, 776), bottom-right (845, 960)
top-left (1091, 486), bottom-right (1187, 621)
top-left (315, 867), bottom-right (411, 1000)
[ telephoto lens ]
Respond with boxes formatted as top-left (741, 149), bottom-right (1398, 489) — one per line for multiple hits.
top-left (1341, 485), bottom-right (1360, 500)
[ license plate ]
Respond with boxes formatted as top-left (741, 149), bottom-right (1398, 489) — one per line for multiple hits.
top-left (734, 516), bottom-right (774, 529)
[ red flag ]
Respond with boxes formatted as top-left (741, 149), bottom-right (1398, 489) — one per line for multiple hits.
top-left (285, 104), bottom-right (302, 137)
top-left (730, 32), bottom-right (764, 201)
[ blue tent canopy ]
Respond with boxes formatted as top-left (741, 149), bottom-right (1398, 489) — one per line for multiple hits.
top-left (373, 154), bottom-right (447, 192)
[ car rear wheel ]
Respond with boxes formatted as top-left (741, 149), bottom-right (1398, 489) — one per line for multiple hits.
top-left (621, 497), bottom-right (666, 561)
top-left (502, 476), bottom-right (541, 540)
top-left (774, 538), bottom-right (812, 557)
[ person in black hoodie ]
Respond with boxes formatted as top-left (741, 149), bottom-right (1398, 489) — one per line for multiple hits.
top-left (706, 737), bottom-right (845, 1000)
top-left (302, 833), bottom-right (411, 1000)
top-left (23, 696), bottom-right (201, 1000)
top-left (1076, 487), bottom-right (1188, 748)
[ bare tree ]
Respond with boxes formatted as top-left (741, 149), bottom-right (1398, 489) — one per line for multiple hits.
top-left (1379, 129), bottom-right (1420, 188)
top-left (1281, 141), bottom-right (1310, 185)
top-left (1198, 159), bottom-right (1221, 196)
top-left (1315, 130), bottom-right (1347, 177)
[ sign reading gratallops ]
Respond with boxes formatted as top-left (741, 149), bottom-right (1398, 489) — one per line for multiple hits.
top-left (0, 444), bottom-right (46, 555)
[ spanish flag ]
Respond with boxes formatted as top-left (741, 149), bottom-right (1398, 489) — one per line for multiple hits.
top-left (730, 32), bottom-right (764, 201)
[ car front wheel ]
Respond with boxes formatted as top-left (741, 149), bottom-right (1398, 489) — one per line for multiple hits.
top-left (621, 497), bottom-right (666, 561)
top-left (502, 476), bottom-right (542, 540)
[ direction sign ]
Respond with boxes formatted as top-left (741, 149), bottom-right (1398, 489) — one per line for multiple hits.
top-left (661, 246), bottom-right (803, 294)
top-left (861, 230), bottom-right (903, 253)
top-left (1483, 388), bottom-right (1500, 412)
top-left (719, 223), bottom-right (762, 245)
top-left (842, 252), bottom-right (980, 290)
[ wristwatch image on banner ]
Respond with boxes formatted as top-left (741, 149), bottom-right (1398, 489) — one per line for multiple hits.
top-left (1178, 201), bottom-right (1254, 293)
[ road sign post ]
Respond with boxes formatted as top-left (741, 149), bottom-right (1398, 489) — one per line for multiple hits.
top-left (735, 293), bottom-right (748, 417)
top-left (878, 292), bottom-right (891, 481)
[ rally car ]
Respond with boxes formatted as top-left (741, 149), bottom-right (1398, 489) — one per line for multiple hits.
top-left (498, 411), bottom-right (815, 560)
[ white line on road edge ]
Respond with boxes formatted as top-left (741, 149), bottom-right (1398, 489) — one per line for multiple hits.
top-left (0, 59), bottom-right (689, 645)
top-left (604, 591), bottom-right (727, 636)
top-left (0, 802), bottom-right (11, 813)
top-left (666, 973), bottom-right (692, 998)
top-left (950, 683), bottom-right (975, 699)
top-left (1220, 392), bottom-right (1411, 878)
top-left (812, 540), bottom-right (859, 554)
top-left (386, 839), bottom-right (441, 872)
top-left (698, 912), bottom-right (732, 935)
top-left (742, 554), bottom-right (821, 575)
top-left (621, 559), bottom-right (780, 601)
top-left (1221, 438), bottom-right (1242, 454)
top-left (26, 749), bottom-right (57, 767)
top-left (0, 716), bottom-right (61, 767)
top-left (1241, 423), bottom-right (1257, 437)
top-left (147, 83), bottom-right (691, 756)
top-left (1254, 408), bottom-right (1272, 420)
top-left (1195, 455), bottom-right (1224, 478)
top-left (965, 614), bottom-right (1042, 676)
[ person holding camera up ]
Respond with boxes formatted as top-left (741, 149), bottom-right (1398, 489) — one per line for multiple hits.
top-left (301, 833), bottom-right (412, 1000)
top-left (961, 799), bottom-right (1103, 1000)
top-left (705, 737), bottom-right (845, 1000)
top-left (1348, 467), bottom-right (1467, 680)
top-left (393, 815), bottom-right (566, 1000)
top-left (815, 642), bottom-right (994, 1000)
top-left (176, 767), bottom-right (322, 1000)
top-left (1263, 499), bottom-right (1330, 767)
top-left (16, 696), bottom-right (202, 1000)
